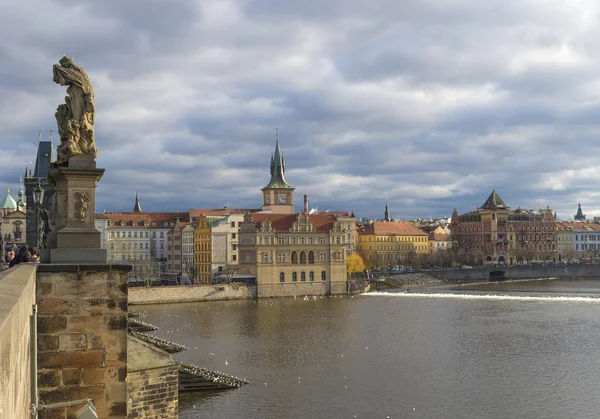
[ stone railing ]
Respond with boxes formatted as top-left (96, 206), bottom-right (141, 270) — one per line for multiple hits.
top-left (0, 264), bottom-right (37, 419)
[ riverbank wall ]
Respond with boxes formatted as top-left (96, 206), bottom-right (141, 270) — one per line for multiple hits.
top-left (128, 284), bottom-right (258, 305)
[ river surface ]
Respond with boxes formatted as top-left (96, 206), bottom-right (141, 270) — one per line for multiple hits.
top-left (141, 278), bottom-right (600, 418)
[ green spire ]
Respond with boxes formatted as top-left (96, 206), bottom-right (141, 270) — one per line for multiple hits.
top-left (263, 129), bottom-right (293, 190)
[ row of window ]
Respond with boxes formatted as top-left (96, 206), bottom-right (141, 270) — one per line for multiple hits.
top-left (109, 231), bottom-right (166, 239)
top-left (279, 271), bottom-right (327, 282)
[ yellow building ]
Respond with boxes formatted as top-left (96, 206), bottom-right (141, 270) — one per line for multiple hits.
top-left (357, 221), bottom-right (429, 269)
top-left (238, 211), bottom-right (349, 297)
top-left (193, 211), bottom-right (249, 284)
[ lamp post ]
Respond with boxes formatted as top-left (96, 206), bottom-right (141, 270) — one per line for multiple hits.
top-left (32, 179), bottom-right (44, 249)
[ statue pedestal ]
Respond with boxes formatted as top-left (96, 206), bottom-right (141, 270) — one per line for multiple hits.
top-left (42, 154), bottom-right (107, 263)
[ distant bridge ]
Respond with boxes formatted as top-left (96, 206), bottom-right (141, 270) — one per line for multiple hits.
top-left (420, 264), bottom-right (600, 282)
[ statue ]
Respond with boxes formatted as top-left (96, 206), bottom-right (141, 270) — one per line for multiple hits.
top-left (53, 55), bottom-right (97, 165)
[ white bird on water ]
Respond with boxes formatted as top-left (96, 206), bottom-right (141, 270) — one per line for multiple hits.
top-left (225, 361), bottom-right (228, 365)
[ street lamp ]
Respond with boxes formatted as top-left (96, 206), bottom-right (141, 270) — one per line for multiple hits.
top-left (32, 179), bottom-right (44, 249)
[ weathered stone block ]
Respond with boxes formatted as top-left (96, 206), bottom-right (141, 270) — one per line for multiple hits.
top-left (109, 401), bottom-right (127, 416)
top-left (62, 368), bottom-right (82, 385)
top-left (82, 298), bottom-right (124, 314)
top-left (38, 350), bottom-right (104, 369)
top-left (54, 275), bottom-right (108, 298)
top-left (38, 315), bottom-right (68, 333)
top-left (39, 370), bottom-right (62, 388)
top-left (39, 385), bottom-right (104, 406)
top-left (38, 334), bottom-right (59, 352)
top-left (82, 367), bottom-right (105, 385)
top-left (59, 333), bottom-right (87, 351)
top-left (39, 281), bottom-right (54, 295)
top-left (38, 297), bottom-right (81, 315)
top-left (69, 314), bottom-right (104, 331)
top-left (106, 315), bottom-right (127, 330)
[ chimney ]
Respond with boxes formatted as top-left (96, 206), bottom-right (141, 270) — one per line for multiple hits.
top-left (304, 194), bottom-right (308, 213)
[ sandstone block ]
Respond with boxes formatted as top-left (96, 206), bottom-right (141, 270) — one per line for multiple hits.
top-left (38, 297), bottom-right (81, 315)
top-left (82, 367), bottom-right (105, 385)
top-left (59, 333), bottom-right (87, 351)
top-left (38, 281), bottom-right (54, 296)
top-left (106, 315), bottom-right (127, 330)
top-left (38, 370), bottom-right (61, 388)
top-left (62, 368), bottom-right (82, 385)
top-left (39, 385), bottom-right (104, 407)
top-left (38, 315), bottom-right (68, 333)
top-left (38, 334), bottom-right (59, 352)
top-left (38, 350), bottom-right (104, 369)
top-left (69, 315), bottom-right (104, 331)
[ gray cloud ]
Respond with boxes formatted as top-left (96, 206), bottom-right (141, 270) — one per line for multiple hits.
top-left (1, 0), bottom-right (600, 220)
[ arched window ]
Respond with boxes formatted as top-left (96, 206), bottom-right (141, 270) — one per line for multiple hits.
top-left (279, 272), bottom-right (285, 282)
top-left (300, 251), bottom-right (306, 264)
top-left (292, 272), bottom-right (297, 282)
top-left (321, 271), bottom-right (326, 281)
top-left (309, 271), bottom-right (314, 281)
top-left (292, 251), bottom-right (298, 264)
top-left (301, 272), bottom-right (306, 281)
top-left (308, 251), bottom-right (315, 264)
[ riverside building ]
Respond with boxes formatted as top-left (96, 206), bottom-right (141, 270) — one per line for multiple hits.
top-left (238, 133), bottom-right (353, 297)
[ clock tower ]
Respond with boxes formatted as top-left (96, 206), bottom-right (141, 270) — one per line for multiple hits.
top-left (261, 130), bottom-right (295, 214)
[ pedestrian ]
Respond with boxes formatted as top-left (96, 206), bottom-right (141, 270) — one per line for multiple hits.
top-left (9, 246), bottom-right (31, 268)
top-left (29, 247), bottom-right (40, 263)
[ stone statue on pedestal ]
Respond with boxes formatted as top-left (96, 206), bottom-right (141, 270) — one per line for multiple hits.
top-left (52, 55), bottom-right (98, 166)
top-left (42, 55), bottom-right (106, 263)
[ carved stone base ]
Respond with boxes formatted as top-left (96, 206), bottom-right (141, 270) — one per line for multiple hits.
top-left (44, 155), bottom-right (105, 264)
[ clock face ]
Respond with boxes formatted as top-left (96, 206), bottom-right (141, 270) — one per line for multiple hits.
top-left (278, 194), bottom-right (287, 204)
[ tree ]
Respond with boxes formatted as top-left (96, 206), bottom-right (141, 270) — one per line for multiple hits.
top-left (346, 253), bottom-right (366, 276)
top-left (216, 264), bottom-right (240, 283)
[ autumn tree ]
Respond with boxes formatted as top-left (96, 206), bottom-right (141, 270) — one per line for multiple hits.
top-left (346, 253), bottom-right (366, 276)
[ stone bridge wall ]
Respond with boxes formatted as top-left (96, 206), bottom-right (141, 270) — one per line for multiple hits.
top-left (423, 264), bottom-right (600, 282)
top-left (0, 264), bottom-right (37, 419)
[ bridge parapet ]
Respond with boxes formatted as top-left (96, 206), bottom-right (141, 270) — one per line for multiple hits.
top-left (0, 264), bottom-right (37, 419)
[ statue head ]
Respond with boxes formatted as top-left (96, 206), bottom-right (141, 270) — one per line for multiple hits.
top-left (59, 55), bottom-right (73, 68)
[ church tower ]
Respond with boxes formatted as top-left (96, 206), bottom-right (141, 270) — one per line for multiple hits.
top-left (574, 203), bottom-right (585, 221)
top-left (384, 197), bottom-right (390, 221)
top-left (133, 190), bottom-right (142, 212)
top-left (261, 129), bottom-right (295, 214)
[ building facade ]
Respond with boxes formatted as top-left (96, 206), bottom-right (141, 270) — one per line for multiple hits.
top-left (450, 190), bottom-right (557, 265)
top-left (1, 186), bottom-right (27, 250)
top-left (357, 221), bottom-right (429, 269)
top-left (237, 136), bottom-right (351, 297)
top-left (193, 212), bottom-right (246, 284)
top-left (238, 211), bottom-right (348, 297)
top-left (95, 207), bottom-right (189, 282)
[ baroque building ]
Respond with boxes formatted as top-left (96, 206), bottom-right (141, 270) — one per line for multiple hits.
top-left (1, 185), bottom-right (27, 249)
top-left (450, 190), bottom-right (557, 264)
top-left (238, 135), bottom-right (353, 297)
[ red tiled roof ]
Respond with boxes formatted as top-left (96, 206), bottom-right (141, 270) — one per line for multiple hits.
top-left (428, 232), bottom-right (450, 241)
top-left (250, 213), bottom-right (339, 232)
top-left (101, 212), bottom-right (189, 228)
top-left (358, 221), bottom-right (427, 236)
top-left (189, 208), bottom-right (260, 218)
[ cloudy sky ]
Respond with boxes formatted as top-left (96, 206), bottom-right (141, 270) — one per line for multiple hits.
top-left (2, 0), bottom-right (600, 220)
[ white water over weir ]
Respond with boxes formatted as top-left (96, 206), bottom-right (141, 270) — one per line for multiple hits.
top-left (366, 291), bottom-right (600, 303)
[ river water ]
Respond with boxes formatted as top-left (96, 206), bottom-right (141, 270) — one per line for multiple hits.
top-left (141, 279), bottom-right (600, 418)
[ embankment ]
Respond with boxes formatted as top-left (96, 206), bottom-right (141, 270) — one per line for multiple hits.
top-left (129, 284), bottom-right (257, 305)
